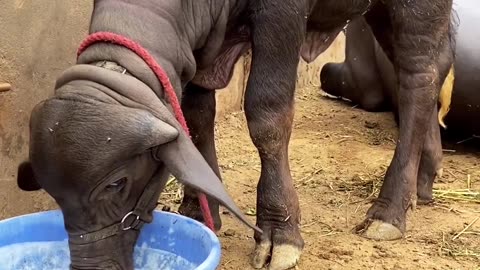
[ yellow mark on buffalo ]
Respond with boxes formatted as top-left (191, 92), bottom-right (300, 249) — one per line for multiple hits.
top-left (438, 65), bottom-right (455, 129)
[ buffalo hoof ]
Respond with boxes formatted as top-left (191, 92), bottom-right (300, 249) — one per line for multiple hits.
top-left (252, 242), bottom-right (302, 270)
top-left (417, 198), bottom-right (434, 206)
top-left (436, 167), bottom-right (444, 178)
top-left (417, 187), bottom-right (434, 205)
top-left (357, 220), bottom-right (403, 241)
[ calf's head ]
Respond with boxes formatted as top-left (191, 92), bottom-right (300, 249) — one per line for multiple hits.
top-left (17, 77), bottom-right (256, 269)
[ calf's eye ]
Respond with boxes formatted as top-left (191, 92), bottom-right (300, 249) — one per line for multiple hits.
top-left (106, 177), bottom-right (127, 192)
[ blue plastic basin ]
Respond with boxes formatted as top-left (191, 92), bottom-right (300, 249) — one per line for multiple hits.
top-left (0, 209), bottom-right (221, 269)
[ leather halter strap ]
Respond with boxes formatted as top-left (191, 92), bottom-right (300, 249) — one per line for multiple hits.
top-left (69, 166), bottom-right (164, 245)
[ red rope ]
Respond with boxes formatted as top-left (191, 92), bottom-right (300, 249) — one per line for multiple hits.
top-left (77, 31), bottom-right (215, 232)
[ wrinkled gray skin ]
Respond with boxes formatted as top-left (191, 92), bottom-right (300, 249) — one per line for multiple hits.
top-left (17, 0), bottom-right (454, 269)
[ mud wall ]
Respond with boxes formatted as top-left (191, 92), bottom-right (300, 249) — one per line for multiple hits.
top-left (0, 1), bottom-right (94, 217)
top-left (0, 1), bottom-right (345, 218)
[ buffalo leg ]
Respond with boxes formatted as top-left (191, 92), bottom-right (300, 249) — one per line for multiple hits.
top-left (357, 1), bottom-right (454, 240)
top-left (417, 108), bottom-right (443, 204)
top-left (417, 43), bottom-right (454, 204)
top-left (178, 83), bottom-right (222, 231)
top-left (245, 3), bottom-right (304, 270)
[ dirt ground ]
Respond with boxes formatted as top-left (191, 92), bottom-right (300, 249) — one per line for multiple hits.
top-left (160, 86), bottom-right (480, 270)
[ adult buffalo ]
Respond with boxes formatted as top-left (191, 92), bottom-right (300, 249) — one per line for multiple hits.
top-left (321, 0), bottom-right (480, 142)
top-left (17, 0), bottom-right (454, 269)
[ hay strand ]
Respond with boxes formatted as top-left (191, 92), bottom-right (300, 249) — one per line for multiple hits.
top-left (433, 188), bottom-right (480, 203)
top-left (440, 231), bottom-right (480, 259)
top-left (452, 216), bottom-right (479, 241)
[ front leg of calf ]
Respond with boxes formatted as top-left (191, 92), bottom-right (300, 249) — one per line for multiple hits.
top-left (357, 0), bottom-right (453, 240)
top-left (178, 83), bottom-right (222, 231)
top-left (245, 4), bottom-right (305, 270)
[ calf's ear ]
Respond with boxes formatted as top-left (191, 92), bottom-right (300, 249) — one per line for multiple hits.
top-left (142, 112), bottom-right (179, 147)
top-left (155, 130), bottom-right (262, 234)
top-left (17, 161), bottom-right (42, 191)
